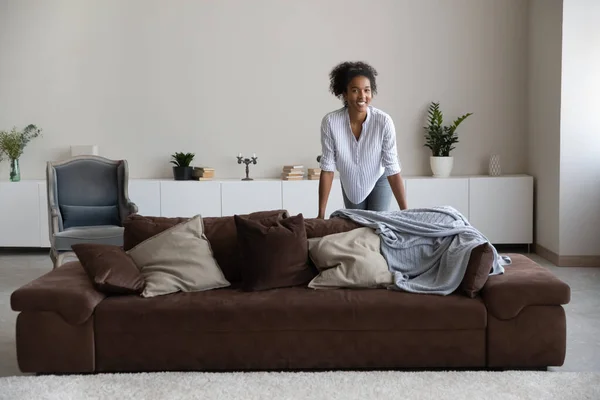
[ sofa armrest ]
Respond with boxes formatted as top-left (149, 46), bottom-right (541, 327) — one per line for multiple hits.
top-left (11, 261), bottom-right (106, 325)
top-left (481, 254), bottom-right (570, 320)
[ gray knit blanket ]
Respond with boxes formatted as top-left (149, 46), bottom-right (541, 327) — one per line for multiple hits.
top-left (330, 206), bottom-right (509, 295)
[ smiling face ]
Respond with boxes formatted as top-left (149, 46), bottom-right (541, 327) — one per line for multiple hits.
top-left (343, 75), bottom-right (372, 113)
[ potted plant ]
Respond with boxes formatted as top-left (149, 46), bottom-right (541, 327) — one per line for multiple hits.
top-left (170, 152), bottom-right (195, 180)
top-left (0, 124), bottom-right (43, 182)
top-left (423, 102), bottom-right (472, 178)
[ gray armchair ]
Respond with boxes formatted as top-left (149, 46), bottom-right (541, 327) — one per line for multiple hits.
top-left (46, 155), bottom-right (138, 268)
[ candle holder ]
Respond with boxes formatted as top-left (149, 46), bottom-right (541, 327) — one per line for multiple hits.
top-left (236, 154), bottom-right (258, 181)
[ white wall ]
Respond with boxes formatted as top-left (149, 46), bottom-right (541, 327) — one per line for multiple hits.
top-left (559, 0), bottom-right (600, 256)
top-left (0, 0), bottom-right (529, 180)
top-left (527, 0), bottom-right (562, 254)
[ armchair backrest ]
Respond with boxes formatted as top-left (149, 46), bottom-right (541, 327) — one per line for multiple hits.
top-left (47, 155), bottom-right (132, 231)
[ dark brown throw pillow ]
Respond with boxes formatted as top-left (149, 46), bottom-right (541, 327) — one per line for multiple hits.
top-left (235, 213), bottom-right (315, 291)
top-left (122, 210), bottom-right (289, 283)
top-left (71, 243), bottom-right (145, 295)
top-left (122, 215), bottom-right (188, 251)
top-left (304, 217), bottom-right (362, 239)
top-left (460, 242), bottom-right (494, 298)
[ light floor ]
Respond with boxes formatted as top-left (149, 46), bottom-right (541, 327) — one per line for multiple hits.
top-left (0, 249), bottom-right (598, 377)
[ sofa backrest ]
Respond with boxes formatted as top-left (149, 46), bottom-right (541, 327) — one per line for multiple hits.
top-left (303, 217), bottom-right (362, 238)
top-left (123, 210), bottom-right (289, 283)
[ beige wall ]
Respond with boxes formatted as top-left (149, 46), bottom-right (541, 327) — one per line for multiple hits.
top-left (527, 0), bottom-right (563, 254)
top-left (559, 0), bottom-right (600, 256)
top-left (527, 0), bottom-right (600, 259)
top-left (0, 0), bottom-right (529, 180)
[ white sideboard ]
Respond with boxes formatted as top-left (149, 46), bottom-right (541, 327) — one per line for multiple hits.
top-left (468, 176), bottom-right (534, 244)
top-left (397, 177), bottom-right (470, 217)
top-left (0, 182), bottom-right (42, 247)
top-left (0, 175), bottom-right (533, 248)
top-left (159, 180), bottom-right (221, 218)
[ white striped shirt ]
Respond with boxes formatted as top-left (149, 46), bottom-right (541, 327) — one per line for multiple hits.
top-left (319, 106), bottom-right (402, 204)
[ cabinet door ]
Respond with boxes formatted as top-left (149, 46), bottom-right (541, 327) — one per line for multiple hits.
top-left (281, 179), bottom-right (345, 219)
top-left (469, 176), bottom-right (533, 244)
top-left (282, 180), bottom-right (318, 218)
top-left (128, 180), bottom-right (161, 217)
top-left (0, 182), bottom-right (41, 247)
top-left (404, 177), bottom-right (469, 218)
top-left (221, 181), bottom-right (282, 216)
top-left (160, 181), bottom-right (221, 218)
top-left (387, 179), bottom-right (408, 212)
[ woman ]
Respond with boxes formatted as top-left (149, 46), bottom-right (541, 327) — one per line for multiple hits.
top-left (317, 61), bottom-right (408, 219)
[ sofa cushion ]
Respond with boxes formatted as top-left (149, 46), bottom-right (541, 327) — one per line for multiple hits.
top-left (71, 243), bottom-right (145, 295)
top-left (308, 228), bottom-right (393, 290)
top-left (127, 215), bottom-right (230, 298)
top-left (123, 210), bottom-right (288, 282)
top-left (459, 242), bottom-right (494, 298)
top-left (235, 213), bottom-right (315, 291)
top-left (94, 286), bottom-right (487, 333)
top-left (304, 217), bottom-right (362, 239)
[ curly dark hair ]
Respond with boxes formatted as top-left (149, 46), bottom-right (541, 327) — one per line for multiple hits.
top-left (329, 61), bottom-right (378, 105)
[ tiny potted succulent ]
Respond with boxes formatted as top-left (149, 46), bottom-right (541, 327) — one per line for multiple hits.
top-left (423, 102), bottom-right (472, 178)
top-left (170, 152), bottom-right (195, 180)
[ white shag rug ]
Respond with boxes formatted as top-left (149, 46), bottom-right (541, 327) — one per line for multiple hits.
top-left (0, 370), bottom-right (599, 400)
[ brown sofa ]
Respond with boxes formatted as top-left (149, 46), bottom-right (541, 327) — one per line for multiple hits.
top-left (10, 211), bottom-right (571, 374)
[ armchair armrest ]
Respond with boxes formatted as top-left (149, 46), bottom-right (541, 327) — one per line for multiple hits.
top-left (49, 204), bottom-right (62, 234)
top-left (481, 255), bottom-right (570, 320)
top-left (126, 201), bottom-right (138, 215)
top-left (50, 205), bottom-right (60, 217)
top-left (11, 262), bottom-right (106, 325)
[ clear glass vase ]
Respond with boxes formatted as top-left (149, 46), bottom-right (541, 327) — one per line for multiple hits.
top-left (9, 158), bottom-right (20, 182)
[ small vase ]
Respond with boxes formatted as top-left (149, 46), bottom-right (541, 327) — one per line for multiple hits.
top-left (489, 154), bottom-right (501, 176)
top-left (9, 158), bottom-right (20, 182)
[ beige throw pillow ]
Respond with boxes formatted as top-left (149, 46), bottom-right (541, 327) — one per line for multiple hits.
top-left (308, 227), bottom-right (393, 289)
top-left (126, 215), bottom-right (230, 298)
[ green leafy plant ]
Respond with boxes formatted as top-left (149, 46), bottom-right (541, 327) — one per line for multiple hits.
top-left (423, 102), bottom-right (472, 157)
top-left (0, 124), bottom-right (43, 160)
top-left (170, 152), bottom-right (195, 167)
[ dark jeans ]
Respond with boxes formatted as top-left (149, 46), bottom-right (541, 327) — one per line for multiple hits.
top-left (341, 174), bottom-right (393, 211)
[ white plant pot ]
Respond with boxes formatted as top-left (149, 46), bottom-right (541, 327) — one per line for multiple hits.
top-left (430, 156), bottom-right (454, 178)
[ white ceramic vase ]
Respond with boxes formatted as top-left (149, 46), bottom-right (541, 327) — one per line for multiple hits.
top-left (430, 156), bottom-right (454, 178)
top-left (489, 154), bottom-right (501, 176)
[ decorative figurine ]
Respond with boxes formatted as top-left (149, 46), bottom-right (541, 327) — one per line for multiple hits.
top-left (237, 153), bottom-right (258, 181)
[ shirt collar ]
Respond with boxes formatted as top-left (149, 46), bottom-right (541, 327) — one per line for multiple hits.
top-left (345, 105), bottom-right (372, 125)
top-left (365, 106), bottom-right (372, 124)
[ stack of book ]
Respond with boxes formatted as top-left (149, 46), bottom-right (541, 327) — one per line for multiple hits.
top-left (307, 168), bottom-right (321, 180)
top-left (281, 165), bottom-right (304, 180)
top-left (193, 167), bottom-right (215, 180)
